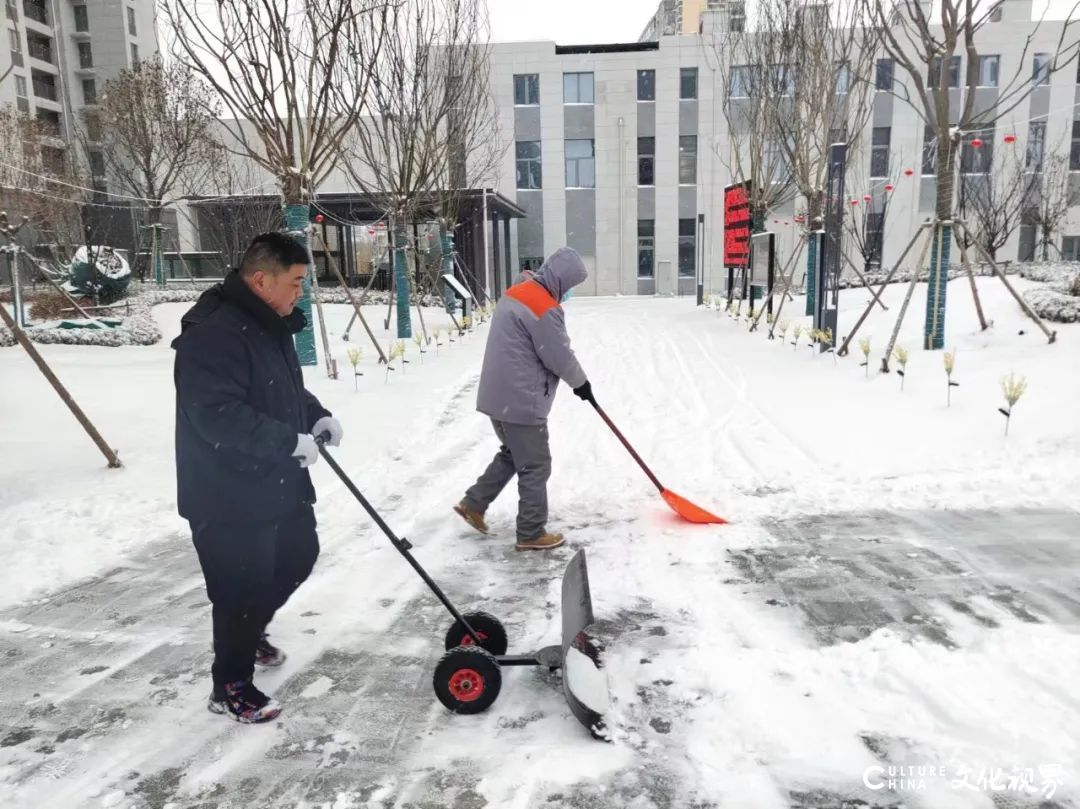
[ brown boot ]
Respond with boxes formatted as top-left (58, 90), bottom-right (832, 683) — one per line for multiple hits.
top-left (515, 533), bottom-right (565, 551)
top-left (453, 502), bottom-right (489, 535)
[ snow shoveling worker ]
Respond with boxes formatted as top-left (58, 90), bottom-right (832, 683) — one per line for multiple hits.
top-left (455, 246), bottom-right (593, 551)
top-left (172, 232), bottom-right (343, 724)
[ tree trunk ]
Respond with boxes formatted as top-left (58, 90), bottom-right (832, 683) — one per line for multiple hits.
top-left (283, 200), bottom-right (318, 367)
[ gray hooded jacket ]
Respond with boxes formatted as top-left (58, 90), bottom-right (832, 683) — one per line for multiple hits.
top-left (476, 248), bottom-right (589, 425)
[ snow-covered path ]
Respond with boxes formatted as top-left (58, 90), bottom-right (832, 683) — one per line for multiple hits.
top-left (2, 282), bottom-right (1079, 808)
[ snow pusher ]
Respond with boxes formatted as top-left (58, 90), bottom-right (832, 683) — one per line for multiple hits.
top-left (315, 435), bottom-right (611, 740)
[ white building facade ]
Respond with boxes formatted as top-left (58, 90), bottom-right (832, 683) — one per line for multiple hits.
top-left (483, 0), bottom-right (1080, 297)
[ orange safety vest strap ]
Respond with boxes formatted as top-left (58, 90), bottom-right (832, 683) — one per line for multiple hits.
top-left (504, 280), bottom-right (558, 319)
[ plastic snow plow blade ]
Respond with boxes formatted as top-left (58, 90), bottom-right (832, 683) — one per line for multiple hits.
top-left (560, 549), bottom-right (611, 741)
top-left (661, 489), bottom-right (728, 525)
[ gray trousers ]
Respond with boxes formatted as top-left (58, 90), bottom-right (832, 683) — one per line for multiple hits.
top-left (463, 418), bottom-right (552, 541)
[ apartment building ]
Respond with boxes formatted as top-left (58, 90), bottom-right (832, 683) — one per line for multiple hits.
top-left (1, 0), bottom-right (160, 189)
top-left (484, 0), bottom-right (1080, 297)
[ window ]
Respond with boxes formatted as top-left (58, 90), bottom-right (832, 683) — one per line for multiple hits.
top-left (1033, 53), bottom-right (1051, 85)
top-left (565, 139), bottom-right (595, 187)
top-left (15, 75), bottom-right (26, 97)
top-left (961, 126), bottom-right (993, 173)
top-left (870, 127), bottom-right (891, 178)
top-left (521, 257), bottom-right (544, 272)
top-left (515, 141), bottom-right (541, 189)
top-left (73, 5), bottom-right (88, 32)
top-left (9, 28), bottom-right (20, 52)
top-left (875, 59), bottom-right (894, 91)
top-left (563, 72), bottom-right (594, 104)
top-left (637, 220), bottom-right (655, 278)
top-left (922, 126), bottom-right (937, 175)
top-left (978, 55), bottom-right (1000, 87)
top-left (4, 0), bottom-right (16, 21)
top-left (637, 69), bottom-right (655, 101)
top-left (82, 78), bottom-right (96, 105)
top-left (835, 63), bottom-right (850, 95)
top-left (680, 67), bottom-right (698, 99)
top-left (513, 74), bottom-right (539, 105)
top-left (127, 6), bottom-right (136, 35)
top-left (679, 136), bottom-right (697, 184)
top-left (678, 218), bottom-right (696, 278)
top-left (728, 1), bottom-right (746, 31)
top-left (929, 55), bottom-right (962, 88)
top-left (637, 137), bottom-right (655, 186)
top-left (1062, 236), bottom-right (1080, 261)
top-left (89, 150), bottom-right (105, 179)
top-left (130, 43), bottom-right (138, 65)
top-left (1071, 121), bottom-right (1080, 171)
top-left (729, 65), bottom-right (751, 97)
top-left (867, 212), bottom-right (885, 267)
top-left (1027, 121), bottom-right (1045, 170)
top-left (78, 41), bottom-right (92, 68)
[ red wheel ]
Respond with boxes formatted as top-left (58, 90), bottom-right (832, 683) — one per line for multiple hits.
top-left (444, 611), bottom-right (508, 656)
top-left (433, 646), bottom-right (502, 714)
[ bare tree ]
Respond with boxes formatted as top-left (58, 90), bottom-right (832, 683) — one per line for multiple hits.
top-left (956, 140), bottom-right (1038, 260)
top-left (186, 156), bottom-right (282, 272)
top-left (86, 56), bottom-right (221, 280)
top-left (1025, 151), bottom-right (1080, 261)
top-left (707, 19), bottom-right (797, 233)
top-left (161, 0), bottom-right (387, 362)
top-left (346, 0), bottom-right (494, 337)
top-left (0, 105), bottom-right (86, 257)
top-left (862, 0), bottom-right (1080, 346)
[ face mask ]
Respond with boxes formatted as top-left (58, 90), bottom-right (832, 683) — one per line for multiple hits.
top-left (561, 289), bottom-right (573, 303)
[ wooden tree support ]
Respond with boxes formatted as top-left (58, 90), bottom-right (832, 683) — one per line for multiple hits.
top-left (837, 222), bottom-right (931, 357)
top-left (314, 229), bottom-right (388, 364)
top-left (880, 228), bottom-right (934, 373)
top-left (954, 220), bottom-right (1056, 344)
top-left (0, 304), bottom-right (122, 468)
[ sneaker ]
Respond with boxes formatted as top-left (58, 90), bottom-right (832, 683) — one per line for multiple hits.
top-left (453, 502), bottom-right (489, 535)
top-left (255, 633), bottom-right (286, 668)
top-left (515, 532), bottom-right (565, 551)
top-left (208, 680), bottom-right (281, 724)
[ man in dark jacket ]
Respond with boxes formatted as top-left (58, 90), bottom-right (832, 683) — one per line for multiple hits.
top-left (173, 232), bottom-right (343, 724)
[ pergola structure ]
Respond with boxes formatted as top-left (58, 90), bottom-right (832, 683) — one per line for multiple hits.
top-left (189, 188), bottom-right (526, 300)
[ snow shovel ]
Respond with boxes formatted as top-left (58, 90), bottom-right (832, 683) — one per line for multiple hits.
top-left (590, 401), bottom-right (727, 525)
top-left (314, 434), bottom-right (611, 740)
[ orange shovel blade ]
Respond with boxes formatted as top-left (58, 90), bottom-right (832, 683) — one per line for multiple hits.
top-left (661, 489), bottom-right (728, 525)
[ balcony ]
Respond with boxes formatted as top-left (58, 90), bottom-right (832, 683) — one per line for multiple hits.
top-left (32, 77), bottom-right (57, 102)
top-left (26, 35), bottom-right (54, 66)
top-left (36, 109), bottom-right (64, 140)
top-left (23, 0), bottom-right (47, 25)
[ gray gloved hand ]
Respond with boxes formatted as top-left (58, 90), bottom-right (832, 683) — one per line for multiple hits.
top-left (292, 433), bottom-right (319, 468)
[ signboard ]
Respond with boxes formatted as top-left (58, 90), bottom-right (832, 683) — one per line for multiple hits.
top-left (442, 272), bottom-right (473, 301)
top-left (750, 231), bottom-right (775, 319)
top-left (723, 181), bottom-right (752, 268)
top-left (815, 143), bottom-right (846, 348)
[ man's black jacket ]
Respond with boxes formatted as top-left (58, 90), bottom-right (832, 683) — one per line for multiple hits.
top-left (172, 271), bottom-right (331, 523)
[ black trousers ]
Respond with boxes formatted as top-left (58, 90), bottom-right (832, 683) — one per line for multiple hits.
top-left (190, 505), bottom-right (319, 686)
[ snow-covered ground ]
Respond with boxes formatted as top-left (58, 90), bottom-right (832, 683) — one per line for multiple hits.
top-left (1, 277), bottom-right (1078, 808)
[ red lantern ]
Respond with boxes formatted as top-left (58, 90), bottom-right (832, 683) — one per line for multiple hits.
top-left (863, 194), bottom-right (873, 202)
top-left (1003, 134), bottom-right (1017, 144)
top-left (970, 138), bottom-right (983, 148)
top-left (904, 168), bottom-right (915, 177)
top-left (884, 183), bottom-right (895, 192)
top-left (850, 199), bottom-right (859, 206)
top-left (314, 213), bottom-right (325, 224)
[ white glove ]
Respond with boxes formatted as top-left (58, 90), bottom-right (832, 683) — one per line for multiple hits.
top-left (292, 433), bottom-right (319, 468)
top-left (312, 416), bottom-right (343, 448)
